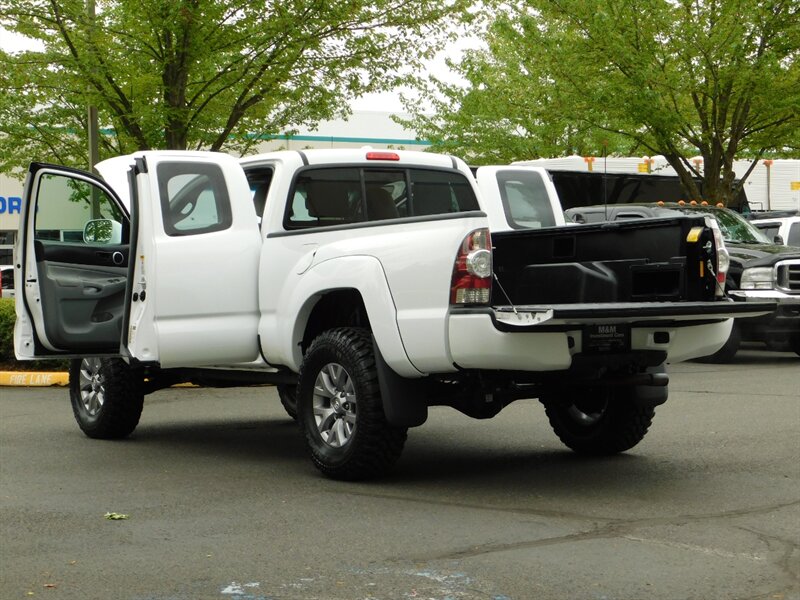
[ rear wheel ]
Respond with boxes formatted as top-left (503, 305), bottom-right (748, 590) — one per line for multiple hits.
top-left (69, 357), bottom-right (144, 439)
top-left (694, 321), bottom-right (741, 364)
top-left (542, 386), bottom-right (655, 455)
top-left (790, 333), bottom-right (800, 357)
top-left (296, 327), bottom-right (407, 480)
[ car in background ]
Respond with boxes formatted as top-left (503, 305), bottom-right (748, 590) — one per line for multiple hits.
top-left (564, 202), bottom-right (800, 361)
top-left (0, 265), bottom-right (14, 299)
top-left (748, 212), bottom-right (800, 248)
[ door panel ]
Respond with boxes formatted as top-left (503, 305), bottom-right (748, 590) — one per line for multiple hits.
top-left (35, 260), bottom-right (127, 350)
top-left (20, 164), bottom-right (130, 355)
top-left (126, 153), bottom-right (262, 367)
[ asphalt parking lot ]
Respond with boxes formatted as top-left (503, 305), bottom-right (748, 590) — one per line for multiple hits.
top-left (1, 347), bottom-right (798, 600)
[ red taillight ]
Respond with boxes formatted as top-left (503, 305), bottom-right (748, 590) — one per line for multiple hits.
top-left (366, 151), bottom-right (400, 161)
top-left (704, 217), bottom-right (730, 297)
top-left (451, 228), bottom-right (492, 305)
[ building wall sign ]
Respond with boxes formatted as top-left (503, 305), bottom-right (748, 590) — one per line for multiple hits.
top-left (0, 196), bottom-right (22, 214)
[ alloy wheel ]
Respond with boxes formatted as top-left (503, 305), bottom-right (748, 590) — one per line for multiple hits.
top-left (78, 357), bottom-right (105, 417)
top-left (312, 362), bottom-right (357, 448)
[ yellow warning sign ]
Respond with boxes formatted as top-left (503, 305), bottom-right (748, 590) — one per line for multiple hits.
top-left (791, 181), bottom-right (800, 191)
top-left (638, 163), bottom-right (649, 173)
top-left (0, 371), bottom-right (69, 386)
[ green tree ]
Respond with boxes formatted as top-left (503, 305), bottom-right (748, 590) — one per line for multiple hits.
top-left (404, 0), bottom-right (800, 206)
top-left (0, 0), bottom-right (472, 171)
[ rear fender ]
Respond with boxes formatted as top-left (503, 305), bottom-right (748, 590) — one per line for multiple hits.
top-left (260, 255), bottom-right (421, 377)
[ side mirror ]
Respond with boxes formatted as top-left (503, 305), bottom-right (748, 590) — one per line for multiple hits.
top-left (774, 235), bottom-right (784, 245)
top-left (83, 219), bottom-right (122, 245)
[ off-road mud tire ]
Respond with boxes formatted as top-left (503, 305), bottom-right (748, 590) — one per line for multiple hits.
top-left (69, 357), bottom-right (144, 439)
top-left (296, 327), bottom-right (407, 480)
top-left (543, 386), bottom-right (655, 455)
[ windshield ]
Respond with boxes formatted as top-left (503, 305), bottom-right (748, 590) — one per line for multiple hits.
top-left (668, 207), bottom-right (772, 244)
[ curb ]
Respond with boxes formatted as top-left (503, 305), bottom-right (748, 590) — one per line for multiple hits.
top-left (0, 371), bottom-right (69, 387)
top-left (0, 371), bottom-right (200, 388)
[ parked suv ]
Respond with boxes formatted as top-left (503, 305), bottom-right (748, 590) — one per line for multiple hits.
top-left (565, 202), bottom-right (800, 360)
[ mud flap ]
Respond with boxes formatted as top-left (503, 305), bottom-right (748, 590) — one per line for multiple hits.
top-left (372, 338), bottom-right (428, 427)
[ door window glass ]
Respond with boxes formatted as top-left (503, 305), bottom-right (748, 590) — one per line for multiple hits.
top-left (245, 168), bottom-right (274, 221)
top-left (157, 163), bottom-right (232, 236)
top-left (34, 173), bottom-right (126, 245)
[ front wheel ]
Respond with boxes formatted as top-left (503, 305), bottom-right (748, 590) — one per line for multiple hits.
top-left (69, 357), bottom-right (144, 439)
top-left (296, 327), bottom-right (407, 480)
top-left (276, 384), bottom-right (298, 420)
top-left (542, 386), bottom-right (655, 455)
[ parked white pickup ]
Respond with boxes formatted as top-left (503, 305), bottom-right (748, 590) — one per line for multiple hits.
top-left (14, 150), bottom-right (772, 479)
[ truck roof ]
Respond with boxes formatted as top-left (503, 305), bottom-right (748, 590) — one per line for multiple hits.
top-left (239, 148), bottom-right (463, 169)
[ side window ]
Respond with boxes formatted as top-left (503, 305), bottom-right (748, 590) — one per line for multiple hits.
top-left (157, 163), bottom-right (232, 236)
top-left (286, 168), bottom-right (363, 229)
top-left (788, 223), bottom-right (800, 247)
top-left (34, 173), bottom-right (127, 245)
top-left (495, 170), bottom-right (556, 229)
top-left (245, 168), bottom-right (274, 221)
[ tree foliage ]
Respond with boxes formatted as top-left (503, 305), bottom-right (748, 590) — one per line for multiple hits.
top-left (0, 0), bottom-right (472, 171)
top-left (403, 0), bottom-right (800, 205)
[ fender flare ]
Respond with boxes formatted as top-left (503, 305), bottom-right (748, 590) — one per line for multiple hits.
top-left (260, 255), bottom-right (422, 378)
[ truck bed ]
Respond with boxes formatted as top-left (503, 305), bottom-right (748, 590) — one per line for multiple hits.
top-left (491, 216), bottom-right (717, 305)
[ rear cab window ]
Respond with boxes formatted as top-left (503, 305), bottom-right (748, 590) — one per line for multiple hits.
top-left (753, 222), bottom-right (780, 240)
top-left (284, 166), bottom-right (479, 230)
top-left (787, 223), bottom-right (800, 246)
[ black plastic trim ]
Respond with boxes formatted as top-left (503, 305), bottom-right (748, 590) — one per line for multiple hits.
top-left (120, 165), bottom-right (140, 356)
top-left (134, 156), bottom-right (148, 174)
top-left (267, 210), bottom-right (487, 238)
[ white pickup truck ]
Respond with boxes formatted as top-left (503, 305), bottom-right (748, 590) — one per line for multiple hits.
top-left (14, 151), bottom-right (772, 479)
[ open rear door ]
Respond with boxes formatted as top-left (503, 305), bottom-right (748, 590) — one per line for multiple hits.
top-left (16, 152), bottom-right (263, 368)
top-left (120, 151), bottom-right (262, 368)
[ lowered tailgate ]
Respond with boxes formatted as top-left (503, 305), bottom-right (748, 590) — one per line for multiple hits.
top-left (489, 300), bottom-right (777, 330)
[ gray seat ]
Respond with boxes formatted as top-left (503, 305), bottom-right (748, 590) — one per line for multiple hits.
top-left (305, 181), bottom-right (356, 222)
top-left (366, 186), bottom-right (399, 221)
top-left (252, 183), bottom-right (269, 219)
